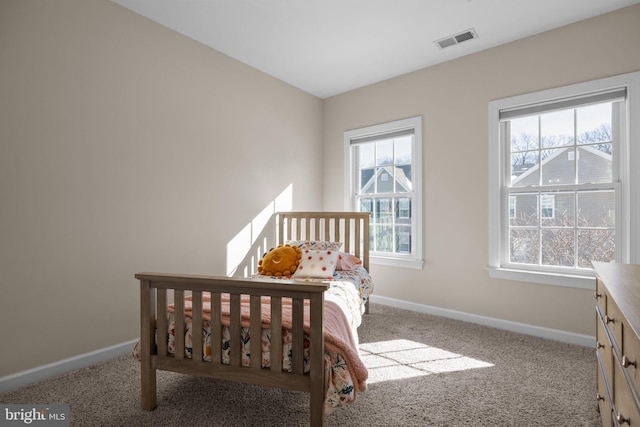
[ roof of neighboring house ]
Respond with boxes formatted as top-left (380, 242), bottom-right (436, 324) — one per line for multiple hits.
top-left (361, 166), bottom-right (412, 193)
top-left (511, 145), bottom-right (611, 185)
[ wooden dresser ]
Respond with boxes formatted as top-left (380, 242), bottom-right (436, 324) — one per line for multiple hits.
top-left (593, 262), bottom-right (640, 426)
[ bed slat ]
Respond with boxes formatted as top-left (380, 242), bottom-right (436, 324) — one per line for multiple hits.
top-left (344, 219), bottom-right (351, 253)
top-left (192, 291), bottom-right (203, 362)
top-left (211, 292), bottom-right (222, 364)
top-left (229, 293), bottom-right (241, 366)
top-left (157, 289), bottom-right (168, 356)
top-left (270, 296), bottom-right (283, 372)
top-left (249, 295), bottom-right (262, 369)
top-left (174, 290), bottom-right (185, 360)
top-left (309, 291), bottom-right (325, 426)
top-left (292, 296), bottom-right (304, 375)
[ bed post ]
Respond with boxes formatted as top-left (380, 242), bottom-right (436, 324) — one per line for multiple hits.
top-left (309, 290), bottom-right (325, 427)
top-left (140, 279), bottom-right (157, 410)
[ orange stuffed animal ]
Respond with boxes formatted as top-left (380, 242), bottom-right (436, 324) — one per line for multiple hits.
top-left (257, 244), bottom-right (302, 277)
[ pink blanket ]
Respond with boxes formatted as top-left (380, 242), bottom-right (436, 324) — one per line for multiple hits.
top-left (170, 293), bottom-right (368, 393)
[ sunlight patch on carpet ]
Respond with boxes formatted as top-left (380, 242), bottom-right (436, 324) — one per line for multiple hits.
top-left (360, 339), bottom-right (493, 384)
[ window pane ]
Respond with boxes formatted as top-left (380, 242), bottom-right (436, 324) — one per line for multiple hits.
top-left (376, 139), bottom-right (393, 166)
top-left (376, 167), bottom-right (394, 193)
top-left (394, 136), bottom-right (412, 164)
top-left (376, 198), bottom-right (392, 223)
top-left (510, 116), bottom-right (539, 152)
top-left (577, 229), bottom-right (614, 267)
top-left (358, 143), bottom-right (375, 169)
top-left (395, 165), bottom-right (412, 193)
top-left (395, 225), bottom-right (411, 253)
top-left (510, 229), bottom-right (539, 264)
top-left (577, 103), bottom-right (612, 144)
top-left (509, 193), bottom-right (538, 227)
top-left (375, 224), bottom-right (393, 252)
top-left (577, 190), bottom-right (615, 228)
top-left (541, 192), bottom-right (574, 227)
top-left (541, 229), bottom-right (574, 267)
top-left (540, 148), bottom-right (574, 185)
top-left (360, 198), bottom-right (373, 214)
top-left (360, 168), bottom-right (375, 194)
top-left (540, 109), bottom-right (574, 148)
top-left (511, 151), bottom-right (539, 187)
top-left (396, 197), bottom-right (411, 221)
top-left (577, 145), bottom-right (612, 184)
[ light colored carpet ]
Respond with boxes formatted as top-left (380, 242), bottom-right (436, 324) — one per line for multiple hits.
top-left (0, 303), bottom-right (599, 426)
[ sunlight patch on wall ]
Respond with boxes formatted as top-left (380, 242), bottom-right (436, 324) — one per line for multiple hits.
top-left (360, 339), bottom-right (493, 384)
top-left (226, 184), bottom-right (293, 276)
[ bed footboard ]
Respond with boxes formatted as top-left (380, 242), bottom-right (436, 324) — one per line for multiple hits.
top-left (136, 273), bottom-right (329, 427)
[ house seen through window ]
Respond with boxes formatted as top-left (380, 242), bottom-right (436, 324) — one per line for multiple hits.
top-left (506, 101), bottom-right (616, 269)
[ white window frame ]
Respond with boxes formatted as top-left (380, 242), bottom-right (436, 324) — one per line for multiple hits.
top-left (488, 72), bottom-right (640, 289)
top-left (344, 116), bottom-right (424, 269)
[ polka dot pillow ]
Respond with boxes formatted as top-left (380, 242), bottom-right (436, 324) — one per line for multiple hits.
top-left (292, 248), bottom-right (340, 279)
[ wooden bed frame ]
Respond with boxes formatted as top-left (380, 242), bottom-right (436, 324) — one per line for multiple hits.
top-left (136, 212), bottom-right (370, 426)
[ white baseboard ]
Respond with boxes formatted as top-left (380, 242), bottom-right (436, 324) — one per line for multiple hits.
top-left (369, 295), bottom-right (595, 348)
top-left (0, 339), bottom-right (138, 393)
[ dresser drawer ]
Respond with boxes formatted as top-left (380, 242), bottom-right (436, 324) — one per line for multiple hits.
top-left (597, 307), bottom-right (614, 383)
top-left (597, 351), bottom-right (614, 427)
top-left (621, 321), bottom-right (640, 400)
top-left (613, 357), bottom-right (640, 426)
top-left (606, 296), bottom-right (624, 351)
top-left (595, 277), bottom-right (607, 314)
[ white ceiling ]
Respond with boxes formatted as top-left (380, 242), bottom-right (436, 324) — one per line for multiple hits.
top-left (111, 0), bottom-right (640, 98)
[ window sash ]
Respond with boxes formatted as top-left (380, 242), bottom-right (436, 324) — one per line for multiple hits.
top-left (499, 90), bottom-right (622, 273)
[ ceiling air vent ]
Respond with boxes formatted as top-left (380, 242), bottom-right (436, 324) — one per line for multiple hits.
top-left (435, 28), bottom-right (478, 50)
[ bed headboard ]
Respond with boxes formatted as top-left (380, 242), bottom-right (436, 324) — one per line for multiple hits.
top-left (277, 212), bottom-right (370, 272)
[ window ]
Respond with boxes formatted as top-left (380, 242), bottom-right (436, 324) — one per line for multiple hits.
top-left (489, 72), bottom-right (640, 289)
top-left (509, 195), bottom-right (517, 219)
top-left (344, 116), bottom-right (423, 269)
top-left (540, 194), bottom-right (555, 219)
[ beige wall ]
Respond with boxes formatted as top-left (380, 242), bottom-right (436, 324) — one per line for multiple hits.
top-left (323, 5), bottom-right (640, 336)
top-left (0, 0), bottom-right (323, 377)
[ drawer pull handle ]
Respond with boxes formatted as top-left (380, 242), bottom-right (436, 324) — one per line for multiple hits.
top-left (622, 355), bottom-right (637, 368)
top-left (617, 413), bottom-right (630, 425)
top-left (604, 315), bottom-right (614, 324)
top-left (596, 393), bottom-right (604, 402)
top-left (596, 341), bottom-right (604, 349)
top-left (594, 291), bottom-right (602, 299)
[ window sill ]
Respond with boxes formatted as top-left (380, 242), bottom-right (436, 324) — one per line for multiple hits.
top-left (488, 267), bottom-right (596, 290)
top-left (371, 255), bottom-right (424, 270)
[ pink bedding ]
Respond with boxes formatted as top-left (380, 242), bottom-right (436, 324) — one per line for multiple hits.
top-left (177, 292), bottom-right (367, 394)
top-left (133, 268), bottom-right (373, 411)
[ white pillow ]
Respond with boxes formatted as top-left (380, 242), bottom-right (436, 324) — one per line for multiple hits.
top-left (292, 248), bottom-right (340, 279)
top-left (287, 240), bottom-right (343, 252)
